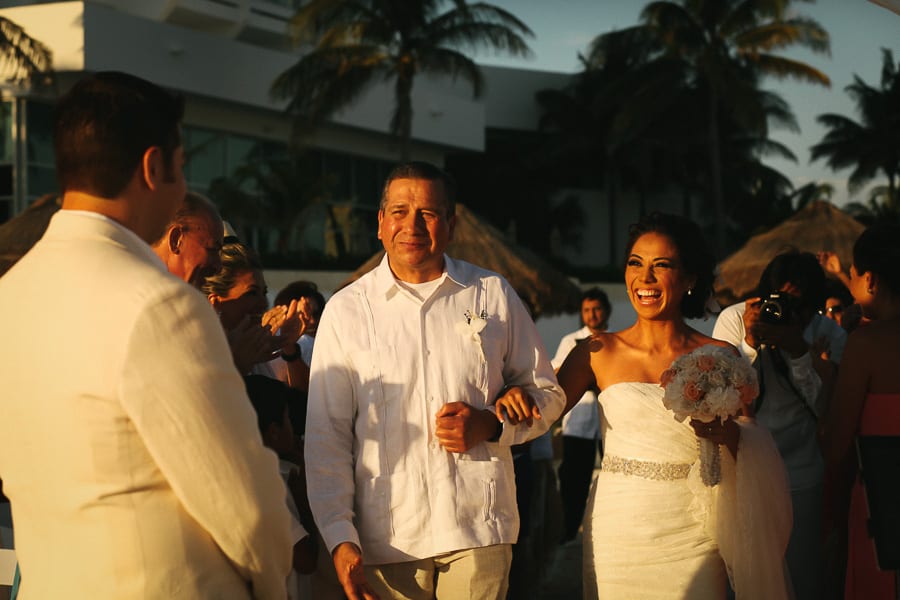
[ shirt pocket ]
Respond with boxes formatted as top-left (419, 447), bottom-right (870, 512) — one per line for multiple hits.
top-left (356, 471), bottom-right (428, 544)
top-left (453, 456), bottom-right (516, 526)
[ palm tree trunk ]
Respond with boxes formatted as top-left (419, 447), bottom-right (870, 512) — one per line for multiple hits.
top-left (606, 160), bottom-right (618, 266)
top-left (394, 68), bottom-right (414, 161)
top-left (324, 204), bottom-right (346, 259)
top-left (708, 87), bottom-right (726, 257)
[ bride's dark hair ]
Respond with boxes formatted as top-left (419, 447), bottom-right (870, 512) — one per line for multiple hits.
top-left (624, 212), bottom-right (716, 319)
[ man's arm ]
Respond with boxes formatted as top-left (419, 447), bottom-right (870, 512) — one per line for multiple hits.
top-left (121, 289), bottom-right (292, 600)
top-left (304, 303), bottom-right (370, 591)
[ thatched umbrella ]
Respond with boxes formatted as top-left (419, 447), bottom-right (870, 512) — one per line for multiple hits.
top-left (342, 204), bottom-right (582, 319)
top-left (716, 201), bottom-right (864, 306)
top-left (0, 194), bottom-right (61, 277)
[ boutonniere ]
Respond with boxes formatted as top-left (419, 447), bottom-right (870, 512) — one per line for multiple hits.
top-left (455, 310), bottom-right (489, 360)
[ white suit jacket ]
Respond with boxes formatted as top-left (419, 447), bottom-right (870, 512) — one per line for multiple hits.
top-left (0, 211), bottom-right (292, 598)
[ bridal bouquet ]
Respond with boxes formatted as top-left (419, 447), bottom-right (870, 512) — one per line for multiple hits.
top-left (660, 345), bottom-right (758, 486)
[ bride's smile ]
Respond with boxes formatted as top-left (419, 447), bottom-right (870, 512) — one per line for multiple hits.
top-left (626, 231), bottom-right (694, 317)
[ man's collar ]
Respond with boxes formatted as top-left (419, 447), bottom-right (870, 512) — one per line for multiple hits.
top-left (371, 253), bottom-right (466, 299)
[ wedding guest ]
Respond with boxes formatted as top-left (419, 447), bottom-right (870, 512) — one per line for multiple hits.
top-left (825, 223), bottom-right (900, 600)
top-left (305, 161), bottom-right (565, 600)
top-left (203, 241), bottom-right (311, 387)
top-left (713, 250), bottom-right (846, 600)
top-left (274, 281), bottom-right (326, 369)
top-left (0, 71), bottom-right (292, 598)
top-left (245, 374), bottom-right (317, 600)
top-left (552, 287), bottom-right (610, 544)
top-left (151, 191), bottom-right (223, 289)
top-left (557, 212), bottom-right (792, 599)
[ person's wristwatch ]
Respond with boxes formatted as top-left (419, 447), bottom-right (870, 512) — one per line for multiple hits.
top-left (281, 343), bottom-right (302, 362)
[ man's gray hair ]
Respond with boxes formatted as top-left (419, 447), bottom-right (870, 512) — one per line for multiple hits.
top-left (379, 161), bottom-right (456, 216)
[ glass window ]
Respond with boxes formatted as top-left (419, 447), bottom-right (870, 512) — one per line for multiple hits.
top-left (184, 127), bottom-right (226, 189)
top-left (354, 157), bottom-right (380, 208)
top-left (226, 135), bottom-right (259, 174)
top-left (27, 165), bottom-right (57, 200)
top-left (25, 101), bottom-right (54, 165)
top-left (0, 101), bottom-right (13, 163)
top-left (322, 151), bottom-right (352, 201)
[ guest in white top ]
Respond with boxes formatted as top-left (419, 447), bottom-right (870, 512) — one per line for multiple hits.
top-left (713, 250), bottom-right (846, 600)
top-left (0, 72), bottom-right (292, 599)
top-left (306, 162), bottom-right (565, 600)
top-left (551, 287), bottom-right (610, 543)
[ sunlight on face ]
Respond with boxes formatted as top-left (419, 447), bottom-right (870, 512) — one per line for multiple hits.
top-left (377, 178), bottom-right (456, 283)
top-left (625, 232), bottom-right (693, 320)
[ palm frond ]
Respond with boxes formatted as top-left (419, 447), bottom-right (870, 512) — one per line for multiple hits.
top-left (0, 16), bottom-right (52, 81)
top-left (270, 45), bottom-right (387, 120)
top-left (751, 53), bottom-right (829, 85)
top-left (417, 47), bottom-right (483, 96)
top-left (427, 4), bottom-right (533, 58)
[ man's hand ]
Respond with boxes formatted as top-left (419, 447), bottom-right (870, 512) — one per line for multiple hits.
top-left (263, 299), bottom-right (311, 352)
top-left (434, 402), bottom-right (500, 452)
top-left (332, 542), bottom-right (380, 600)
top-left (754, 318), bottom-right (808, 358)
top-left (495, 386), bottom-right (540, 426)
top-left (742, 297), bottom-right (764, 349)
top-left (226, 315), bottom-right (281, 373)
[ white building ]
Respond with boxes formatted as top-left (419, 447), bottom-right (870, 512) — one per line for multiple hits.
top-left (0, 0), bottom-right (602, 260)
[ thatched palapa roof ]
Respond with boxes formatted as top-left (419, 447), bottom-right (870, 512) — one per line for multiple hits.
top-left (716, 201), bottom-right (864, 306)
top-left (343, 204), bottom-right (582, 319)
top-left (0, 194), bottom-right (61, 277)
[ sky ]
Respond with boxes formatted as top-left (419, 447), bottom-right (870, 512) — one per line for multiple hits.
top-left (477, 0), bottom-right (900, 208)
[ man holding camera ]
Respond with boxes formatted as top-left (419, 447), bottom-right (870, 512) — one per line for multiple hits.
top-left (712, 250), bottom-right (846, 600)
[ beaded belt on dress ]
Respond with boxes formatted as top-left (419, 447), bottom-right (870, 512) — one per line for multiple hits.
top-left (601, 455), bottom-right (692, 481)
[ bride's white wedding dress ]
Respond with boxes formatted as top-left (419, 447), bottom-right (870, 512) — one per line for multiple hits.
top-left (583, 382), bottom-right (793, 600)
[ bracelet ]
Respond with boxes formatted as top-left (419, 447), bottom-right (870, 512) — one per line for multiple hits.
top-left (281, 343), bottom-right (302, 362)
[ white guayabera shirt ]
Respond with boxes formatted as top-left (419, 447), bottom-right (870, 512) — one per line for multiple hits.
top-left (305, 254), bottom-right (565, 564)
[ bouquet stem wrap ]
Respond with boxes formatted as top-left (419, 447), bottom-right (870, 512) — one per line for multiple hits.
top-left (699, 437), bottom-right (721, 486)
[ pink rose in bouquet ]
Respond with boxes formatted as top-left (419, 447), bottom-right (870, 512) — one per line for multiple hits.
top-left (660, 345), bottom-right (758, 485)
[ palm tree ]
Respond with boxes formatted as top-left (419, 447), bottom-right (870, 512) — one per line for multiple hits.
top-left (208, 150), bottom-right (330, 257)
top-left (271, 0), bottom-right (533, 159)
top-left (608, 0), bottom-right (830, 255)
top-left (0, 16), bottom-right (52, 81)
top-left (845, 184), bottom-right (899, 226)
top-left (810, 48), bottom-right (900, 206)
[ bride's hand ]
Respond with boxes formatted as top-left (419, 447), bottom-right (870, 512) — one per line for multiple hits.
top-left (690, 417), bottom-right (740, 458)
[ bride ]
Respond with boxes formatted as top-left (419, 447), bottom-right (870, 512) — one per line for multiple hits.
top-left (557, 213), bottom-right (793, 599)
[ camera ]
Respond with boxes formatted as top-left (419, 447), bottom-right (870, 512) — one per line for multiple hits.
top-left (758, 292), bottom-right (796, 325)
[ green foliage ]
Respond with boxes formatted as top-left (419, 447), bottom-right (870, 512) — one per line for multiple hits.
top-left (811, 48), bottom-right (900, 202)
top-left (0, 17), bottom-right (52, 82)
top-left (615, 0), bottom-right (829, 254)
top-left (271, 0), bottom-right (533, 158)
top-left (533, 0), bottom-right (829, 258)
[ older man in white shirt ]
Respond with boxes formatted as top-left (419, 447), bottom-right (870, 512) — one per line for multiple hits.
top-left (0, 72), bottom-right (292, 599)
top-left (306, 162), bottom-right (565, 600)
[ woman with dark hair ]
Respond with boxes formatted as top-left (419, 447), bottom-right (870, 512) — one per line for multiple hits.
top-left (203, 241), bottom-right (311, 389)
top-left (825, 223), bottom-right (900, 599)
top-left (558, 213), bottom-right (792, 598)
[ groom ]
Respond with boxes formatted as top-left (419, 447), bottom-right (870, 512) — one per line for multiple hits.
top-left (0, 72), bottom-right (292, 598)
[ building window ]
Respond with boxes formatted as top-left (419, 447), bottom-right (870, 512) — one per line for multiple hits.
top-left (184, 126), bottom-right (227, 190)
top-left (0, 101), bottom-right (13, 222)
top-left (25, 100), bottom-right (56, 203)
